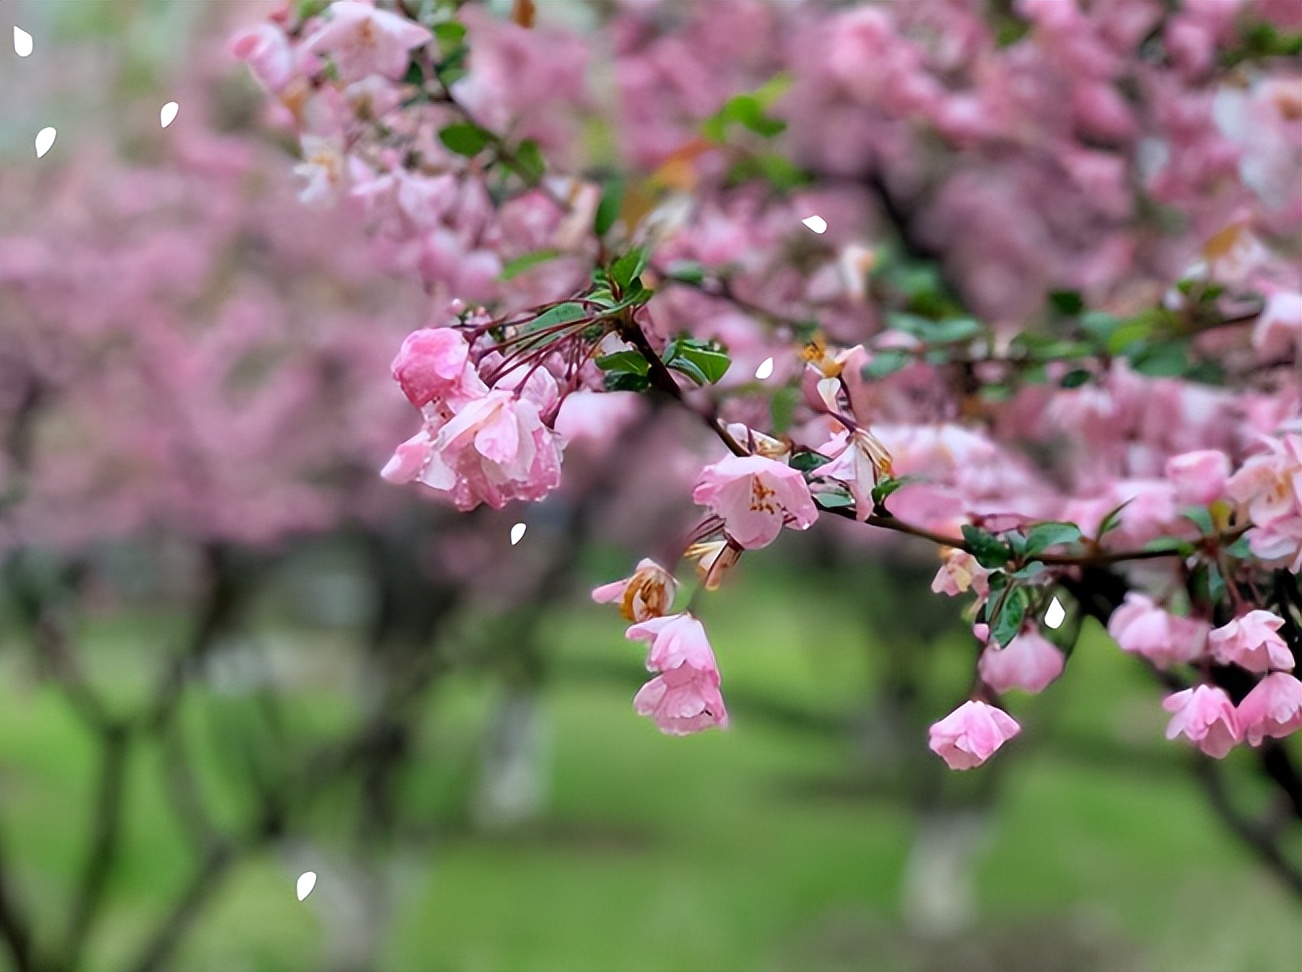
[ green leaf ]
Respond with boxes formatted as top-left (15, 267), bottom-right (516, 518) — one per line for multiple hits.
top-left (771, 385), bottom-right (798, 435)
top-left (664, 261), bottom-right (706, 285)
top-left (510, 139), bottom-right (545, 183)
top-left (604, 371), bottom-right (650, 393)
top-left (499, 249), bottom-right (562, 281)
top-left (1010, 562), bottom-right (1046, 581)
top-left (528, 302), bottom-right (587, 331)
top-left (1049, 290), bottom-right (1084, 315)
top-left (1225, 536), bottom-right (1254, 559)
top-left (870, 475), bottom-right (918, 506)
top-left (594, 350), bottom-right (650, 376)
top-left (665, 342), bottom-right (730, 385)
top-left (1059, 369), bottom-right (1092, 389)
top-left (593, 175), bottom-right (624, 237)
top-left (813, 490), bottom-right (855, 510)
top-left (1181, 506), bottom-right (1215, 536)
top-left (789, 451), bottom-right (831, 473)
top-left (1143, 537), bottom-right (1196, 556)
top-left (703, 93), bottom-right (786, 143)
top-left (433, 21), bottom-right (467, 49)
top-left (1096, 500), bottom-right (1132, 538)
top-left (402, 59), bottom-right (425, 86)
top-left (666, 356), bottom-right (709, 385)
top-left (988, 587), bottom-right (1029, 648)
top-left (862, 349), bottom-right (912, 380)
top-left (608, 247), bottom-right (648, 292)
top-left (1078, 312), bottom-right (1119, 346)
top-left (1023, 522), bottom-right (1082, 557)
top-left (439, 122), bottom-right (493, 157)
top-left (1129, 341), bottom-right (1189, 377)
top-left (962, 525), bottom-right (1013, 569)
top-left (928, 317), bottom-right (984, 344)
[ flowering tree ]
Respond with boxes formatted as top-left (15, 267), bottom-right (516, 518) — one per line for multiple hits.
top-left (236, 0), bottom-right (1294, 895)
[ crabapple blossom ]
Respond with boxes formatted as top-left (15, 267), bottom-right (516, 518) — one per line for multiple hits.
top-left (977, 626), bottom-right (1065, 695)
top-left (928, 701), bottom-right (1021, 771)
top-left (692, 454), bottom-right (819, 550)
top-left (930, 549), bottom-right (991, 599)
top-left (1163, 685), bottom-right (1241, 759)
top-left (1107, 593), bottom-right (1210, 669)
top-left (390, 327), bottom-right (476, 408)
top-left (592, 559), bottom-right (678, 622)
top-left (626, 613), bottom-right (728, 735)
top-left (1208, 611), bottom-right (1294, 673)
top-left (633, 665), bottom-right (729, 737)
top-left (302, 1), bottom-right (432, 84)
top-left (1165, 449), bottom-right (1231, 507)
top-left (1235, 673), bottom-right (1302, 746)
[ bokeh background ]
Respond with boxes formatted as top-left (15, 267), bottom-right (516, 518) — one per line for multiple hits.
top-left (1, 2), bottom-right (1298, 971)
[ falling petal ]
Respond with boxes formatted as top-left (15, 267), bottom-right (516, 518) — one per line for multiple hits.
top-left (1044, 596), bottom-right (1066, 630)
top-left (754, 357), bottom-right (774, 380)
top-left (510, 522), bottom-right (527, 545)
top-left (35, 127), bottom-right (56, 158)
top-left (160, 101), bottom-right (179, 128)
top-left (296, 871), bottom-right (317, 901)
top-left (801, 215), bottom-right (827, 234)
top-left (14, 27), bottom-right (33, 57)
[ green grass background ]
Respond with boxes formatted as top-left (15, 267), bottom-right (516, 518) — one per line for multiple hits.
top-left (1, 560), bottom-right (1298, 972)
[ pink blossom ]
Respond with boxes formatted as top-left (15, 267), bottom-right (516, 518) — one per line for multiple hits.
top-left (692, 454), bottom-right (818, 549)
top-left (379, 429), bottom-right (431, 483)
top-left (1165, 449), bottom-right (1230, 506)
top-left (417, 388), bottom-right (563, 511)
top-left (229, 24), bottom-right (295, 93)
top-left (1236, 673), bottom-right (1302, 746)
top-left (1163, 685), bottom-right (1241, 758)
top-left (978, 626), bottom-right (1065, 694)
top-left (814, 427), bottom-right (893, 521)
top-left (633, 665), bottom-right (729, 736)
top-left (303, 1), bottom-right (432, 84)
top-left (1208, 610), bottom-right (1294, 673)
top-left (1227, 433), bottom-right (1302, 572)
top-left (1252, 292), bottom-right (1301, 360)
top-left (390, 327), bottom-right (474, 408)
top-left (1107, 593), bottom-right (1209, 668)
top-left (592, 559), bottom-right (678, 622)
top-left (930, 548), bottom-right (991, 598)
top-left (626, 612), bottom-right (718, 673)
top-left (626, 613), bottom-right (728, 735)
top-left (928, 700), bottom-right (1021, 770)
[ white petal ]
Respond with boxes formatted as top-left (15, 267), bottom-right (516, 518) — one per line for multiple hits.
top-left (35, 127), bottom-right (56, 158)
top-left (14, 27), bottom-right (34, 57)
top-left (160, 101), bottom-right (179, 128)
top-left (1044, 597), bottom-right (1066, 630)
top-left (801, 214), bottom-right (827, 234)
top-left (510, 522), bottom-right (527, 545)
top-left (295, 870), bottom-right (317, 901)
top-left (754, 357), bottom-right (774, 380)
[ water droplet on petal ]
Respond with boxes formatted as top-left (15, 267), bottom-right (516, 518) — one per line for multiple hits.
top-left (801, 215), bottom-right (827, 234)
top-left (1044, 596), bottom-right (1066, 630)
top-left (14, 27), bottom-right (34, 57)
top-left (754, 357), bottom-right (774, 380)
top-left (35, 127), bottom-right (56, 158)
top-left (510, 523), bottom-right (527, 545)
top-left (296, 871), bottom-right (317, 901)
top-left (160, 101), bottom-right (179, 128)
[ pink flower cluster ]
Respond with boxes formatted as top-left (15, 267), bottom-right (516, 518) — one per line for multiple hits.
top-left (1108, 594), bottom-right (1298, 757)
top-left (1228, 431), bottom-right (1302, 573)
top-left (592, 561), bottom-right (727, 736)
top-left (380, 326), bottom-right (565, 511)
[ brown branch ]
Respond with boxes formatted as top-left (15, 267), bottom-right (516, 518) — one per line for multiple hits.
top-left (0, 824), bottom-right (44, 972)
top-left (63, 724), bottom-right (132, 971)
